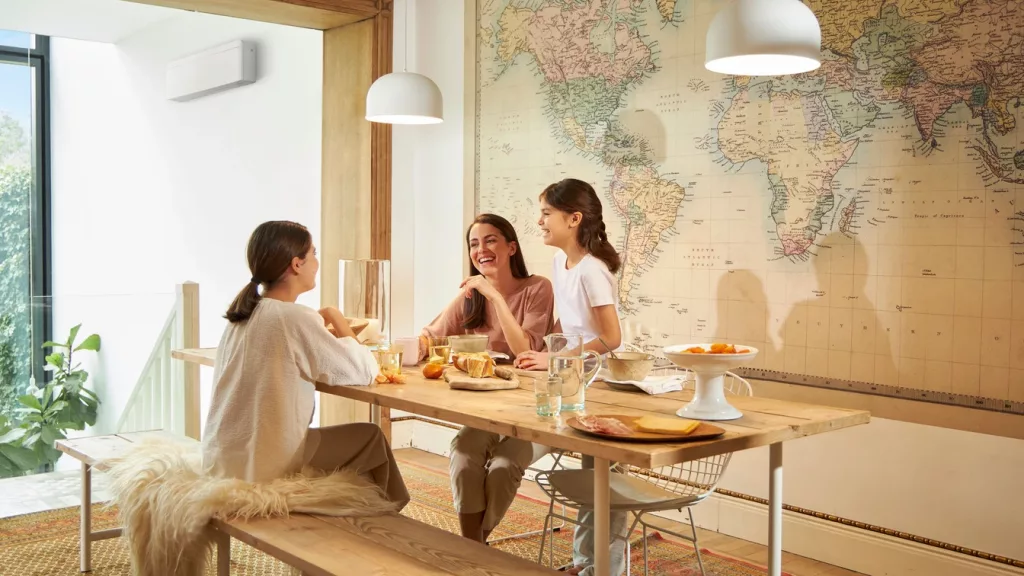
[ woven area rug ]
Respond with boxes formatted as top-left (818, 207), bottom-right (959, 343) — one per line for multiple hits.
top-left (0, 461), bottom-right (783, 575)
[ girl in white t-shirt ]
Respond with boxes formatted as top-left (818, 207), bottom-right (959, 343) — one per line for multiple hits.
top-left (514, 178), bottom-right (627, 576)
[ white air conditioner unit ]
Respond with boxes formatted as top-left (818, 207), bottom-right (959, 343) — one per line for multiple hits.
top-left (166, 40), bottom-right (256, 102)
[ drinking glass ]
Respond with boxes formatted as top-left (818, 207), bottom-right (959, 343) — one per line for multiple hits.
top-left (339, 259), bottom-right (390, 345)
top-left (544, 333), bottom-right (600, 412)
top-left (535, 375), bottom-right (562, 416)
top-left (375, 346), bottom-right (403, 377)
top-left (428, 336), bottom-right (452, 364)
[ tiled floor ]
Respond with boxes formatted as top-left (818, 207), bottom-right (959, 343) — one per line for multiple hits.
top-left (0, 448), bottom-right (862, 576)
top-left (0, 467), bottom-right (111, 519)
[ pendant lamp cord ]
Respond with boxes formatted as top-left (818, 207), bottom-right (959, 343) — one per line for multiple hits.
top-left (403, 0), bottom-right (409, 73)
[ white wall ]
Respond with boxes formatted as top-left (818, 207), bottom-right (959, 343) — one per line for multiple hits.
top-left (50, 12), bottom-right (323, 434)
top-left (390, 0), bottom-right (1024, 568)
top-left (390, 0), bottom-right (468, 340)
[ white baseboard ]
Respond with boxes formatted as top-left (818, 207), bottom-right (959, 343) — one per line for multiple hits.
top-left (397, 419), bottom-right (1023, 576)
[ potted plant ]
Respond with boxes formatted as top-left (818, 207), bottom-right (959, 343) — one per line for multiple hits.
top-left (0, 324), bottom-right (101, 477)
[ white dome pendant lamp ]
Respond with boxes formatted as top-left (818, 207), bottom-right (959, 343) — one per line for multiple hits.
top-left (365, 0), bottom-right (443, 124)
top-left (705, 0), bottom-right (821, 76)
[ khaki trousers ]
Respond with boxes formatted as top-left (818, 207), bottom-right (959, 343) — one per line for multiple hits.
top-left (449, 427), bottom-right (548, 531)
top-left (304, 422), bottom-right (411, 511)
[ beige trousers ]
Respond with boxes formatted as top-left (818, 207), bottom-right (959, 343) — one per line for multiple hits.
top-left (449, 427), bottom-right (548, 531)
top-left (303, 422), bottom-right (411, 511)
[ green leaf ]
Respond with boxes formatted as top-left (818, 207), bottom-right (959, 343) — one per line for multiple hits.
top-left (0, 428), bottom-right (26, 445)
top-left (67, 324), bottom-right (82, 348)
top-left (0, 444), bottom-right (38, 471)
top-left (42, 341), bottom-right (67, 349)
top-left (74, 334), bottom-right (101, 352)
top-left (45, 352), bottom-right (64, 369)
top-left (40, 427), bottom-right (61, 445)
top-left (47, 400), bottom-right (67, 414)
top-left (22, 432), bottom-right (40, 447)
top-left (18, 394), bottom-right (41, 411)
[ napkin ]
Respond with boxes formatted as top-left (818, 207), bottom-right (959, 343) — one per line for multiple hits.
top-left (616, 374), bottom-right (687, 395)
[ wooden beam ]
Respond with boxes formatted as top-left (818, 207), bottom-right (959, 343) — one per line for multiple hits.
top-left (319, 20), bottom-right (374, 427)
top-left (124, 0), bottom-right (377, 30)
top-left (370, 7), bottom-right (393, 262)
top-left (369, 5), bottom-right (394, 442)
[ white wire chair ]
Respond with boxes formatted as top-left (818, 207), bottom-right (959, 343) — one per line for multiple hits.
top-left (534, 367), bottom-right (753, 575)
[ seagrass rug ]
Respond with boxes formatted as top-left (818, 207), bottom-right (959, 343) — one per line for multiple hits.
top-left (0, 461), bottom-right (785, 575)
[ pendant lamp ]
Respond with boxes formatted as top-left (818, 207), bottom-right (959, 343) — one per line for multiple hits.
top-left (705, 0), bottom-right (821, 76)
top-left (365, 0), bottom-right (443, 124)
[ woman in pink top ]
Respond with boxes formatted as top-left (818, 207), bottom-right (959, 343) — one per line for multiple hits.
top-left (420, 214), bottom-right (554, 543)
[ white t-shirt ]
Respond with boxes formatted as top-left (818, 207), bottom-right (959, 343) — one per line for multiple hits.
top-left (551, 251), bottom-right (619, 346)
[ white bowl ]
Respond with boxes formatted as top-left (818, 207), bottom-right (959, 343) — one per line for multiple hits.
top-left (662, 343), bottom-right (759, 421)
top-left (663, 343), bottom-right (758, 372)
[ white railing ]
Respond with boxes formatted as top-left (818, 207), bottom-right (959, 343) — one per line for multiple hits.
top-left (116, 282), bottom-right (200, 439)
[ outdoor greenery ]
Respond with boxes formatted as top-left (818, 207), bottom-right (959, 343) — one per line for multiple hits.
top-left (0, 324), bottom-right (101, 477)
top-left (0, 110), bottom-right (32, 418)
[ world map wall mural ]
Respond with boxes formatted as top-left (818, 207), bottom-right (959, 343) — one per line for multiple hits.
top-left (474, 0), bottom-right (1024, 415)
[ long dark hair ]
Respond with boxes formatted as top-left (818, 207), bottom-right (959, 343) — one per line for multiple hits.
top-left (224, 221), bottom-right (313, 323)
top-left (463, 214), bottom-right (530, 330)
top-left (540, 178), bottom-right (621, 273)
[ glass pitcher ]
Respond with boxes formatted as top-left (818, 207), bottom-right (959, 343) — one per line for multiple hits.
top-left (545, 333), bottom-right (600, 412)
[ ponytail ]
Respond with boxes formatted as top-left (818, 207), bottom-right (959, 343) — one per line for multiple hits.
top-left (587, 220), bottom-right (620, 274)
top-left (540, 178), bottom-right (621, 274)
top-left (223, 221), bottom-right (313, 323)
top-left (225, 280), bottom-right (262, 323)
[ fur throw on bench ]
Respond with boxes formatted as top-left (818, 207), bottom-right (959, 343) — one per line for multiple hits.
top-left (103, 436), bottom-right (397, 576)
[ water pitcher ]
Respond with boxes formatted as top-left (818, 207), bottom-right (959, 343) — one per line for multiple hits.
top-left (545, 333), bottom-right (600, 412)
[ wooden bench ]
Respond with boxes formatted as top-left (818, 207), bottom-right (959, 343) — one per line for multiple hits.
top-left (56, 432), bottom-right (558, 575)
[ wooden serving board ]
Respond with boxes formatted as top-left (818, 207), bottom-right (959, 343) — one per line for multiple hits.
top-left (443, 368), bottom-right (520, 391)
top-left (566, 415), bottom-right (726, 443)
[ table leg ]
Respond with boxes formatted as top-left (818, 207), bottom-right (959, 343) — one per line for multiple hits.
top-left (768, 442), bottom-right (783, 576)
top-left (594, 457), bottom-right (610, 576)
top-left (216, 529), bottom-right (231, 576)
top-left (80, 462), bottom-right (91, 573)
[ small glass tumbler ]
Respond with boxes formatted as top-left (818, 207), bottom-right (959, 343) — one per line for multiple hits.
top-left (375, 346), bottom-right (403, 377)
top-left (535, 375), bottom-right (562, 416)
top-left (428, 336), bottom-right (452, 364)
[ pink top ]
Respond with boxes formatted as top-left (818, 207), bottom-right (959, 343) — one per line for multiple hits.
top-left (421, 275), bottom-right (555, 359)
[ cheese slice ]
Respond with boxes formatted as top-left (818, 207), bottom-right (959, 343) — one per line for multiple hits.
top-left (634, 415), bottom-right (700, 435)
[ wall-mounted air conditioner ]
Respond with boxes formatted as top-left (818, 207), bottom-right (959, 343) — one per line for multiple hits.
top-left (166, 40), bottom-right (256, 102)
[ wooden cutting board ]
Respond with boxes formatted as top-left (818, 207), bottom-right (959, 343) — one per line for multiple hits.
top-left (444, 368), bottom-right (520, 391)
top-left (566, 414), bottom-right (725, 443)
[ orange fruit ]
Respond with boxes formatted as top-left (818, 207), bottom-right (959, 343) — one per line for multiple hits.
top-left (422, 362), bottom-right (444, 380)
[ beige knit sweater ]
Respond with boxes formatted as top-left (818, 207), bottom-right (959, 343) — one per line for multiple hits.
top-left (201, 297), bottom-right (379, 482)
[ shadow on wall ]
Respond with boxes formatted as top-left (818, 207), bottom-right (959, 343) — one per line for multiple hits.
top-left (779, 232), bottom-right (897, 385)
top-left (617, 108), bottom-right (666, 163)
top-left (705, 232), bottom-right (898, 383)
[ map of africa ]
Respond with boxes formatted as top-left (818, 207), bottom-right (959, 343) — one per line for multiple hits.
top-left (474, 0), bottom-right (1024, 409)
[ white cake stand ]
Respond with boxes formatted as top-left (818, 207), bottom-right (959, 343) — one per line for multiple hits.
top-left (663, 344), bottom-right (759, 421)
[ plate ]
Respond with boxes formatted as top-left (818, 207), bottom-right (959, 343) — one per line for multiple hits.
top-left (601, 379), bottom-right (643, 392)
top-left (565, 415), bottom-right (726, 443)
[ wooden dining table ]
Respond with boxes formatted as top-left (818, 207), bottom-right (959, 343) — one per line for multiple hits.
top-left (173, 347), bottom-right (869, 576)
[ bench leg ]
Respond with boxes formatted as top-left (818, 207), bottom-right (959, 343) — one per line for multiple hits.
top-left (80, 462), bottom-right (91, 573)
top-left (215, 529), bottom-right (231, 576)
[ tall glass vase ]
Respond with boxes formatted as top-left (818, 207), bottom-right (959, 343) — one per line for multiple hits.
top-left (338, 259), bottom-right (391, 346)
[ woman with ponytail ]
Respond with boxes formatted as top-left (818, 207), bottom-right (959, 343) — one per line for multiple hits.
top-left (514, 178), bottom-right (627, 576)
top-left (202, 221), bottom-right (409, 509)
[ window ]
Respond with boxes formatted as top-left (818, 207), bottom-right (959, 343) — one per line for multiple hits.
top-left (0, 31), bottom-right (50, 418)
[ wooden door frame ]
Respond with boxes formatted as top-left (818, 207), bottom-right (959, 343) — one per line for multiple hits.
top-left (127, 0), bottom-right (394, 434)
